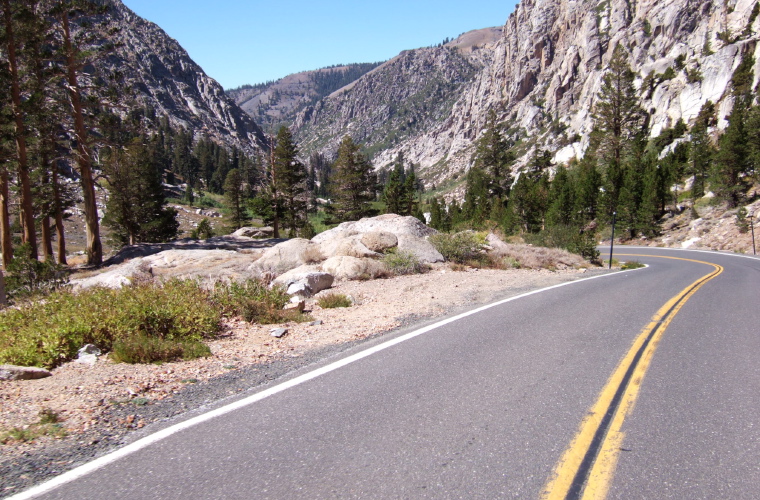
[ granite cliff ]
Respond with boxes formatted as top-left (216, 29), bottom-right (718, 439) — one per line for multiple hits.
top-left (286, 0), bottom-right (759, 189)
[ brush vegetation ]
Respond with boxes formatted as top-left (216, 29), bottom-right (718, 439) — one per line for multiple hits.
top-left (0, 278), bottom-right (301, 368)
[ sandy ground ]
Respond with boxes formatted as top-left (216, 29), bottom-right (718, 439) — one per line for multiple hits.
top-left (0, 266), bottom-right (594, 444)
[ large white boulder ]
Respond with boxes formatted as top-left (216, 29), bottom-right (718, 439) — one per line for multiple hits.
top-left (251, 238), bottom-right (323, 276)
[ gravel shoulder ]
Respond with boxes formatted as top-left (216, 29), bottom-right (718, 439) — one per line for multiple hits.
top-left (1, 265), bottom-right (607, 496)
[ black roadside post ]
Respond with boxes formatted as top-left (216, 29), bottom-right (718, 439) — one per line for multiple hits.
top-left (751, 210), bottom-right (756, 256)
top-left (609, 211), bottom-right (617, 269)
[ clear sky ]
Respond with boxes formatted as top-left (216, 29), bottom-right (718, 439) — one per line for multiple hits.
top-left (121, 0), bottom-right (520, 90)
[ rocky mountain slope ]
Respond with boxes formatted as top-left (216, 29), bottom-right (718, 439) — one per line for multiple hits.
top-left (288, 1), bottom-right (759, 188)
top-left (226, 63), bottom-right (382, 133)
top-left (96, 0), bottom-right (267, 155)
top-left (290, 27), bottom-right (503, 169)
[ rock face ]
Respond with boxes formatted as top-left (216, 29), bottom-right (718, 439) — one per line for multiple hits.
top-left (288, 2), bottom-right (759, 188)
top-left (91, 1), bottom-right (267, 155)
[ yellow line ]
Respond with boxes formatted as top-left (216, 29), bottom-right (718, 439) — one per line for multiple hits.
top-left (540, 256), bottom-right (723, 500)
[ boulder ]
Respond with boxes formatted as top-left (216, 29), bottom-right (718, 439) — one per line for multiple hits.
top-left (397, 234), bottom-right (444, 263)
top-left (233, 226), bottom-right (274, 239)
top-left (0, 365), bottom-right (52, 381)
top-left (251, 239), bottom-right (323, 276)
top-left (312, 214), bottom-right (436, 243)
top-left (360, 231), bottom-right (398, 252)
top-left (317, 235), bottom-right (381, 259)
top-left (320, 256), bottom-right (388, 281)
top-left (275, 271), bottom-right (334, 298)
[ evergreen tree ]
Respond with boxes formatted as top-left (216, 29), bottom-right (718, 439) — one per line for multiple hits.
top-left (223, 168), bottom-right (246, 230)
top-left (382, 167), bottom-right (405, 215)
top-left (545, 165), bottom-right (575, 227)
top-left (573, 155), bottom-right (602, 225)
top-left (471, 109), bottom-right (514, 203)
top-left (592, 44), bottom-right (645, 214)
top-left (688, 101), bottom-right (716, 200)
top-left (270, 126), bottom-right (307, 237)
top-left (329, 136), bottom-right (376, 222)
top-left (713, 102), bottom-right (750, 208)
top-left (102, 140), bottom-right (179, 246)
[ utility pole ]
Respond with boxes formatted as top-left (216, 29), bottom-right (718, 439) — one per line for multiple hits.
top-left (609, 211), bottom-right (617, 269)
top-left (751, 210), bottom-right (756, 256)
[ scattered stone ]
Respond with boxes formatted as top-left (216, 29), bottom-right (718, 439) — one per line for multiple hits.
top-left (0, 365), bottom-right (52, 381)
top-left (78, 344), bottom-right (102, 357)
top-left (277, 271), bottom-right (334, 298)
top-left (310, 320), bottom-right (323, 326)
top-left (284, 300), bottom-right (305, 312)
top-left (270, 328), bottom-right (288, 338)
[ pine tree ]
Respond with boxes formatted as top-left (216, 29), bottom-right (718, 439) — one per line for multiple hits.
top-left (713, 102), bottom-right (750, 208)
top-left (270, 126), bottom-right (307, 237)
top-left (382, 167), bottom-right (405, 215)
top-left (688, 101), bottom-right (716, 200)
top-left (1, 0), bottom-right (37, 258)
top-left (102, 140), bottom-right (179, 246)
top-left (545, 165), bottom-right (575, 227)
top-left (471, 109), bottom-right (514, 203)
top-left (223, 168), bottom-right (247, 230)
top-left (329, 136), bottom-right (376, 222)
top-left (592, 44), bottom-right (645, 214)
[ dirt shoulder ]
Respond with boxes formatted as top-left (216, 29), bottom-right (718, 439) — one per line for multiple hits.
top-left (1, 265), bottom-right (604, 495)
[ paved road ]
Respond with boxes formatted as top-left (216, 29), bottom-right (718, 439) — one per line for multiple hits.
top-left (13, 247), bottom-right (760, 499)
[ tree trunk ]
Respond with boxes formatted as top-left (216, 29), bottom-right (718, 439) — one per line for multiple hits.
top-left (61, 10), bottom-right (101, 265)
top-left (0, 169), bottom-right (12, 269)
top-left (3, 0), bottom-right (38, 259)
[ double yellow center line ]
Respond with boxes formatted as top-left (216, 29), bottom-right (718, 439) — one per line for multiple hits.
top-left (541, 255), bottom-right (723, 500)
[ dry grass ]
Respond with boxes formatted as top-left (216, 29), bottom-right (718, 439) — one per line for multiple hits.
top-left (300, 245), bottom-right (325, 264)
top-left (489, 243), bottom-right (588, 270)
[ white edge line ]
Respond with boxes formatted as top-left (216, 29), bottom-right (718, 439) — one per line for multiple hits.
top-left (9, 267), bottom-right (647, 500)
top-left (613, 245), bottom-right (760, 261)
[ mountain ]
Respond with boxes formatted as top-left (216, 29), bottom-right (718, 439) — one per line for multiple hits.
top-left (287, 1), bottom-right (759, 190)
top-left (290, 27), bottom-right (503, 172)
top-left (98, 0), bottom-right (267, 155)
top-left (226, 63), bottom-right (383, 133)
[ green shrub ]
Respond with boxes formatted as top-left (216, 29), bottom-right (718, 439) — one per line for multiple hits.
top-left (621, 260), bottom-right (645, 270)
top-left (0, 280), bottom-right (220, 368)
top-left (1, 409), bottom-right (67, 444)
top-left (525, 225), bottom-right (600, 262)
top-left (5, 244), bottom-right (69, 303)
top-left (210, 279), bottom-right (289, 318)
top-left (191, 218), bottom-right (214, 239)
top-left (382, 249), bottom-right (423, 275)
top-left (317, 293), bottom-right (352, 308)
top-left (110, 334), bottom-right (211, 364)
top-left (429, 231), bottom-right (485, 264)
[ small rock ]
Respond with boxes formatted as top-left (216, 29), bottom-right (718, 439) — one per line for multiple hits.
top-left (0, 365), bottom-right (52, 381)
top-left (284, 301), bottom-right (305, 312)
top-left (310, 320), bottom-right (323, 326)
top-left (270, 328), bottom-right (288, 338)
top-left (75, 354), bottom-right (98, 366)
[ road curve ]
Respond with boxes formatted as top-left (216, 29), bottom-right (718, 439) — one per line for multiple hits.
top-left (11, 247), bottom-right (760, 499)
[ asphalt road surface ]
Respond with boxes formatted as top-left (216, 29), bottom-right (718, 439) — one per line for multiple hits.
top-left (11, 247), bottom-right (760, 499)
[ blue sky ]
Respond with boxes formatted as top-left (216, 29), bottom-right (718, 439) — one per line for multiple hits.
top-left (121, 0), bottom-right (519, 90)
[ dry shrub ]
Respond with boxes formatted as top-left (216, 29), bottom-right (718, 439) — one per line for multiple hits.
top-left (489, 244), bottom-right (588, 270)
top-left (300, 244), bottom-right (325, 264)
top-left (317, 293), bottom-right (352, 308)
